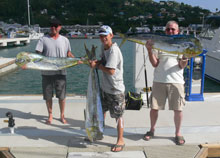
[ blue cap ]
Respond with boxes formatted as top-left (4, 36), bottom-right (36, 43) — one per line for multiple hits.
top-left (98, 25), bottom-right (113, 35)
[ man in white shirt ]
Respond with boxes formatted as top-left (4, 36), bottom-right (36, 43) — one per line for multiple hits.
top-left (143, 21), bottom-right (188, 145)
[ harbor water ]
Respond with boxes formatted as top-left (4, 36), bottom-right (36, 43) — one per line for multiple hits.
top-left (0, 38), bottom-right (135, 95)
top-left (0, 38), bottom-right (220, 95)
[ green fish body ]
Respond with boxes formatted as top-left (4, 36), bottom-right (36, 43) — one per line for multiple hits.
top-left (15, 44), bottom-right (97, 70)
top-left (119, 33), bottom-right (203, 57)
top-left (15, 52), bottom-right (88, 70)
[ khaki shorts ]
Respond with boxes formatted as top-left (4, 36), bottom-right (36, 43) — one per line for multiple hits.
top-left (150, 82), bottom-right (185, 111)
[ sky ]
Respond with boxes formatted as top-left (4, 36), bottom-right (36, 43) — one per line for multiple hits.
top-left (154, 0), bottom-right (220, 12)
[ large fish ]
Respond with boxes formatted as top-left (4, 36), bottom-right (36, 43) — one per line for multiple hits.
top-left (84, 45), bottom-right (104, 142)
top-left (15, 44), bottom-right (94, 70)
top-left (119, 33), bottom-right (203, 57)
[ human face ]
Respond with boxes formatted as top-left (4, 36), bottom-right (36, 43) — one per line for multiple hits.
top-left (165, 23), bottom-right (179, 35)
top-left (50, 24), bottom-right (61, 35)
top-left (99, 33), bottom-right (113, 49)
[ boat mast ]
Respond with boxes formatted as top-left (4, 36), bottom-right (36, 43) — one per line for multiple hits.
top-left (27, 0), bottom-right (30, 26)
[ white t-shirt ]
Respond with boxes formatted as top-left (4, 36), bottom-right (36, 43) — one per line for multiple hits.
top-left (100, 43), bottom-right (125, 94)
top-left (35, 34), bottom-right (71, 75)
top-left (153, 50), bottom-right (185, 84)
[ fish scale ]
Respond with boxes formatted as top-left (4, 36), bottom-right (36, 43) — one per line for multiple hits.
top-left (119, 33), bottom-right (203, 57)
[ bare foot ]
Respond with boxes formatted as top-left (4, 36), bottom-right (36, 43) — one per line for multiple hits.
top-left (61, 118), bottom-right (67, 124)
top-left (46, 119), bottom-right (52, 124)
top-left (46, 115), bottom-right (53, 124)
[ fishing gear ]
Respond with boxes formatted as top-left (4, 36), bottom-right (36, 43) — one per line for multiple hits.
top-left (142, 46), bottom-right (150, 108)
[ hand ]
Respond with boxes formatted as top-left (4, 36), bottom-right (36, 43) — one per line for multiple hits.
top-left (182, 55), bottom-right (188, 61)
top-left (21, 64), bottom-right (27, 70)
top-left (89, 60), bottom-right (98, 68)
top-left (145, 40), bottom-right (154, 50)
top-left (77, 60), bottom-right (83, 64)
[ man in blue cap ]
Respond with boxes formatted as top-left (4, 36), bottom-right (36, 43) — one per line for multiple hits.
top-left (89, 25), bottom-right (125, 152)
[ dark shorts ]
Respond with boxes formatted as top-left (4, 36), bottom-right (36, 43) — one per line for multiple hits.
top-left (101, 91), bottom-right (125, 119)
top-left (42, 75), bottom-right (66, 100)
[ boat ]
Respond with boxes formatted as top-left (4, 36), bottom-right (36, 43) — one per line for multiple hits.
top-left (28, 29), bottom-right (44, 40)
top-left (25, 0), bottom-right (44, 40)
top-left (199, 15), bottom-right (220, 82)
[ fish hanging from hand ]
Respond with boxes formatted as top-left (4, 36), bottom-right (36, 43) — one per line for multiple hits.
top-left (84, 45), bottom-right (104, 142)
top-left (15, 44), bottom-right (96, 70)
top-left (119, 33), bottom-right (203, 57)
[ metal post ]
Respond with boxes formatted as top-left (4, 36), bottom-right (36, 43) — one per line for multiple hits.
top-left (27, 0), bottom-right (30, 26)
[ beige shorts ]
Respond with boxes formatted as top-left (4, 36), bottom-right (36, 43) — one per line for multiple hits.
top-left (150, 82), bottom-right (185, 111)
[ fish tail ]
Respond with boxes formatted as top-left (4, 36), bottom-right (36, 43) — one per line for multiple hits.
top-left (118, 33), bottom-right (146, 47)
top-left (82, 44), bottom-right (97, 65)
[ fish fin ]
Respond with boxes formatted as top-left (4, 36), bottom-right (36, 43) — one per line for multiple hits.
top-left (118, 33), bottom-right (127, 48)
top-left (127, 38), bottom-right (145, 45)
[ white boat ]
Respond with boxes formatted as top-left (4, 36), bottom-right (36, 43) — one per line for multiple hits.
top-left (199, 15), bottom-right (220, 82)
top-left (28, 29), bottom-right (44, 40)
top-left (26, 0), bottom-right (44, 40)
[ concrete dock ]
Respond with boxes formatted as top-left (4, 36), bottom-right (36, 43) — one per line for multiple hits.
top-left (0, 58), bottom-right (18, 76)
top-left (0, 38), bottom-right (30, 47)
top-left (0, 93), bottom-right (220, 158)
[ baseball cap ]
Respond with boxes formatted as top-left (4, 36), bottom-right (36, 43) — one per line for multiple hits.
top-left (98, 25), bottom-right (113, 35)
top-left (49, 19), bottom-right (61, 27)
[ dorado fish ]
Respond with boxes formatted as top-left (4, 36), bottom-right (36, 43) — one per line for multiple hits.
top-left (119, 33), bottom-right (203, 57)
top-left (15, 44), bottom-right (92, 70)
top-left (84, 45), bottom-right (104, 142)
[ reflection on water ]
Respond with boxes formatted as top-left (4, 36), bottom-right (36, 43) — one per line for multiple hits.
top-left (1, 38), bottom-right (220, 95)
top-left (0, 39), bottom-right (135, 95)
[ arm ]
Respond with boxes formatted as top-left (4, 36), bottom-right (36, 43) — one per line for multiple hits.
top-left (67, 51), bottom-right (75, 58)
top-left (145, 40), bottom-right (159, 67)
top-left (98, 64), bottom-right (115, 75)
top-left (89, 60), bottom-right (115, 75)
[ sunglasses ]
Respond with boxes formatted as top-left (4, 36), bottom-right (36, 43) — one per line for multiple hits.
top-left (50, 24), bottom-right (60, 28)
top-left (166, 28), bottom-right (176, 31)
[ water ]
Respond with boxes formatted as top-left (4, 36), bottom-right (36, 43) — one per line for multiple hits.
top-left (0, 38), bottom-right (135, 95)
top-left (0, 38), bottom-right (220, 95)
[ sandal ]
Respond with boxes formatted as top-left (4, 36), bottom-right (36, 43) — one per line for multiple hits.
top-left (175, 136), bottom-right (185, 145)
top-left (111, 144), bottom-right (125, 152)
top-left (143, 131), bottom-right (154, 141)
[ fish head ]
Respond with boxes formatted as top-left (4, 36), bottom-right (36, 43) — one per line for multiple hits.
top-left (183, 38), bottom-right (203, 57)
top-left (15, 52), bottom-right (31, 67)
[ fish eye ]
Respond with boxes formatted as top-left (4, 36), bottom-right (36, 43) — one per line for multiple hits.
top-left (183, 42), bottom-right (194, 48)
top-left (188, 42), bottom-right (194, 48)
top-left (15, 59), bottom-right (23, 63)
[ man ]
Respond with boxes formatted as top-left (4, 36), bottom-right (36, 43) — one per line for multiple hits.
top-left (144, 21), bottom-right (188, 145)
top-left (35, 19), bottom-right (75, 124)
top-left (89, 25), bottom-right (125, 152)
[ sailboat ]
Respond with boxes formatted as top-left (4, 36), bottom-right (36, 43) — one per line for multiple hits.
top-left (25, 0), bottom-right (44, 40)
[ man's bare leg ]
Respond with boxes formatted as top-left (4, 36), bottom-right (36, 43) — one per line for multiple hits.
top-left (46, 99), bottom-right (53, 124)
top-left (59, 99), bottom-right (67, 124)
top-left (111, 117), bottom-right (125, 152)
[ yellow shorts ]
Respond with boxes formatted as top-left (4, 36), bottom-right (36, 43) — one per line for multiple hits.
top-left (150, 82), bottom-right (185, 111)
